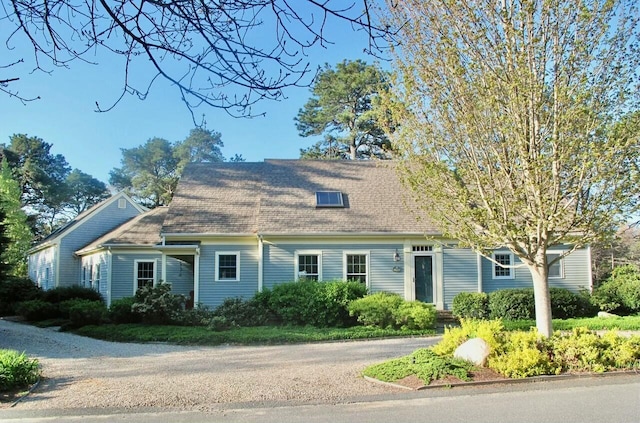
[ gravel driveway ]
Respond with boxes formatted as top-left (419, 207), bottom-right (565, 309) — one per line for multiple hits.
top-left (0, 320), bottom-right (440, 411)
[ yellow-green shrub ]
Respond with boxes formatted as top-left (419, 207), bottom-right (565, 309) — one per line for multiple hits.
top-left (432, 319), bottom-right (505, 356)
top-left (488, 330), bottom-right (558, 378)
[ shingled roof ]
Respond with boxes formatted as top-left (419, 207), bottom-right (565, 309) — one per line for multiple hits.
top-left (76, 206), bottom-right (168, 254)
top-left (162, 160), bottom-right (439, 236)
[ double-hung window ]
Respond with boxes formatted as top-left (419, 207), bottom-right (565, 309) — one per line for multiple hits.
top-left (215, 252), bottom-right (240, 281)
top-left (547, 253), bottom-right (564, 278)
top-left (492, 252), bottom-right (514, 279)
top-left (135, 260), bottom-right (155, 291)
top-left (296, 251), bottom-right (322, 281)
top-left (344, 252), bottom-right (369, 286)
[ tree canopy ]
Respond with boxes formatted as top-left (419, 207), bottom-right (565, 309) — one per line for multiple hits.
top-left (109, 128), bottom-right (226, 207)
top-left (383, 0), bottom-right (640, 337)
top-left (296, 60), bottom-right (393, 160)
top-left (2, 1), bottom-right (392, 117)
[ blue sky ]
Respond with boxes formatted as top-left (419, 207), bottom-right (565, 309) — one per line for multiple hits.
top-left (0, 10), bottom-right (380, 184)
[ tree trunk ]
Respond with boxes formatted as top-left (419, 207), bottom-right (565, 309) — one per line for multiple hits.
top-left (528, 264), bottom-right (553, 337)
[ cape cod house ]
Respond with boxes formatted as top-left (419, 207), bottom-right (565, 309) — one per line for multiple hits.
top-left (27, 160), bottom-right (593, 309)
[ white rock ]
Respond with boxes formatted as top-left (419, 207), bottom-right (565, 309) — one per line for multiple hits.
top-left (454, 337), bottom-right (491, 367)
top-left (598, 311), bottom-right (620, 318)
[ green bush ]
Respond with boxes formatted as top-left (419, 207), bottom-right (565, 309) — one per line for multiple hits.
top-left (348, 292), bottom-right (404, 329)
top-left (0, 349), bottom-right (40, 392)
top-left (212, 298), bottom-right (270, 328)
top-left (15, 299), bottom-right (58, 321)
top-left (132, 283), bottom-right (186, 325)
top-left (489, 289), bottom-right (535, 320)
top-left (0, 277), bottom-right (42, 316)
top-left (393, 301), bottom-right (437, 330)
top-left (61, 299), bottom-right (107, 328)
top-left (452, 292), bottom-right (489, 320)
top-left (488, 330), bottom-right (558, 378)
top-left (108, 297), bottom-right (142, 324)
top-left (549, 288), bottom-right (596, 319)
top-left (173, 305), bottom-right (216, 327)
top-left (266, 280), bottom-right (367, 328)
top-left (41, 285), bottom-right (103, 304)
top-left (592, 265), bottom-right (640, 314)
top-left (432, 319), bottom-right (506, 357)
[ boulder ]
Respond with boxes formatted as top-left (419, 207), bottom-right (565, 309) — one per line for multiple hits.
top-left (597, 311), bottom-right (620, 318)
top-left (454, 337), bottom-right (491, 367)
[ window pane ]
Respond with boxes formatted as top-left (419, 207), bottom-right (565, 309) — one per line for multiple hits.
top-left (137, 262), bottom-right (154, 290)
top-left (218, 254), bottom-right (237, 279)
top-left (494, 254), bottom-right (511, 277)
top-left (346, 254), bottom-right (367, 284)
top-left (547, 254), bottom-right (561, 278)
top-left (298, 255), bottom-right (319, 281)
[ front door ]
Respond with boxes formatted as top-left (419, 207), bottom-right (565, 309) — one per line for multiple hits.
top-left (414, 255), bottom-right (434, 303)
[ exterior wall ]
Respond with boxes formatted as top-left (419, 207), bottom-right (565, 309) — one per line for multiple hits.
top-left (52, 197), bottom-right (142, 288)
top-left (79, 252), bottom-right (109, 299)
top-left (197, 244), bottom-right (258, 308)
top-left (441, 248), bottom-right (479, 310)
top-left (481, 248), bottom-right (591, 293)
top-left (263, 242), bottom-right (405, 295)
top-left (28, 246), bottom-right (56, 290)
top-left (110, 253), bottom-right (162, 301)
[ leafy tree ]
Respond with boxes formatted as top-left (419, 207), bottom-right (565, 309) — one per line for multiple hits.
top-left (0, 207), bottom-right (11, 279)
top-left (109, 128), bottom-right (227, 207)
top-left (0, 158), bottom-right (33, 276)
top-left (296, 60), bottom-right (393, 160)
top-left (383, 0), bottom-right (640, 337)
top-left (63, 169), bottom-right (110, 215)
top-left (2, 1), bottom-right (391, 115)
top-left (591, 224), bottom-right (640, 285)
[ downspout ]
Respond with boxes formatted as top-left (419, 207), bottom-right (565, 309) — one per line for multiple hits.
top-left (257, 234), bottom-right (264, 292)
top-left (107, 247), bottom-right (113, 306)
top-left (477, 252), bottom-right (483, 293)
top-left (193, 247), bottom-right (200, 305)
top-left (587, 245), bottom-right (593, 292)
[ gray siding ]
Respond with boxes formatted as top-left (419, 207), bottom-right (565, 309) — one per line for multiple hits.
top-left (110, 253), bottom-right (161, 301)
top-left (482, 248), bottom-right (591, 293)
top-left (198, 245), bottom-right (258, 308)
top-left (262, 243), bottom-right (404, 295)
top-left (28, 246), bottom-right (56, 290)
top-left (442, 248), bottom-right (479, 310)
top-left (56, 197), bottom-right (141, 287)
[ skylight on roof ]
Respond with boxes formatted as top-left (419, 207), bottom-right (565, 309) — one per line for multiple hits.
top-left (316, 191), bottom-right (344, 208)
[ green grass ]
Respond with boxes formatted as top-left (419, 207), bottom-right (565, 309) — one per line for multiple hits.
top-left (502, 315), bottom-right (640, 332)
top-left (73, 324), bottom-right (436, 345)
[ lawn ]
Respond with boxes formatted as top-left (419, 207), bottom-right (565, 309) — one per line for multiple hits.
top-left (73, 324), bottom-right (436, 345)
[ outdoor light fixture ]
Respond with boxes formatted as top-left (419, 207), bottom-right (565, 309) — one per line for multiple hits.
top-left (393, 249), bottom-right (401, 262)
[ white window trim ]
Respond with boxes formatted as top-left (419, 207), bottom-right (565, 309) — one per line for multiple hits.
top-left (492, 252), bottom-right (515, 280)
top-left (343, 250), bottom-right (370, 288)
top-left (547, 252), bottom-right (565, 279)
top-left (295, 250), bottom-right (323, 281)
top-left (133, 259), bottom-right (157, 294)
top-left (215, 251), bottom-right (241, 282)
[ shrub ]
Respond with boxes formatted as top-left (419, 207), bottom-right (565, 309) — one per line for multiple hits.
top-left (393, 301), bottom-right (437, 330)
top-left (173, 305), bottom-right (216, 326)
top-left (489, 289), bottom-right (535, 320)
top-left (348, 292), bottom-right (404, 329)
top-left (108, 297), bottom-right (142, 324)
top-left (432, 319), bottom-right (505, 356)
top-left (0, 349), bottom-right (40, 392)
top-left (549, 288), bottom-right (596, 319)
top-left (488, 330), bottom-right (558, 378)
top-left (132, 283), bottom-right (186, 325)
top-left (41, 285), bottom-right (103, 304)
top-left (60, 299), bottom-right (107, 328)
top-left (591, 265), bottom-right (640, 314)
top-left (212, 298), bottom-right (270, 328)
top-left (452, 292), bottom-right (489, 320)
top-left (0, 277), bottom-right (42, 316)
top-left (15, 299), bottom-right (58, 321)
top-left (267, 280), bottom-right (367, 327)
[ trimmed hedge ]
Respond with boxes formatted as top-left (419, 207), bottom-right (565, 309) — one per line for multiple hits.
top-left (41, 286), bottom-right (103, 304)
top-left (452, 292), bottom-right (489, 320)
top-left (348, 292), bottom-right (437, 330)
top-left (108, 297), bottom-right (142, 324)
top-left (592, 265), bottom-right (640, 314)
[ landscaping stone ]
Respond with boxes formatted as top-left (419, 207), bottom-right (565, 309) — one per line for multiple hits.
top-left (598, 311), bottom-right (620, 318)
top-left (454, 337), bottom-right (491, 366)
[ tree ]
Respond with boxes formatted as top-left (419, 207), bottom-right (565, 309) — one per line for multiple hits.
top-left (296, 60), bottom-right (393, 160)
top-left (3, 1), bottom-right (392, 116)
top-left (591, 223), bottom-right (640, 285)
top-left (63, 169), bottom-right (110, 216)
top-left (0, 158), bottom-right (33, 276)
top-left (109, 128), bottom-right (227, 207)
top-left (383, 0), bottom-right (640, 337)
